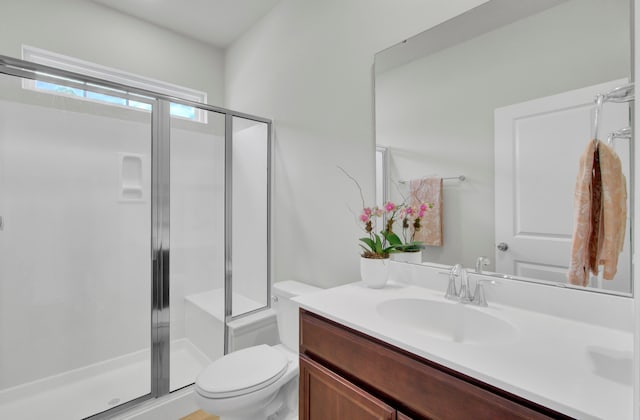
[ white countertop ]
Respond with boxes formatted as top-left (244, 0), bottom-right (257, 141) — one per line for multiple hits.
top-left (293, 281), bottom-right (633, 420)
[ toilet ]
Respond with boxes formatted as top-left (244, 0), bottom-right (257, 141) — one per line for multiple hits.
top-left (195, 280), bottom-right (321, 420)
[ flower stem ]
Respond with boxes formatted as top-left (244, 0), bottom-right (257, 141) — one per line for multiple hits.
top-left (337, 166), bottom-right (366, 210)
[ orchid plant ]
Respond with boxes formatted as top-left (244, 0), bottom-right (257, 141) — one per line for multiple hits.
top-left (358, 202), bottom-right (400, 259)
top-left (382, 203), bottom-right (432, 253)
top-left (339, 166), bottom-right (433, 259)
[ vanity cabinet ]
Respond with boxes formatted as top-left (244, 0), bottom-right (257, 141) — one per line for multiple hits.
top-left (299, 309), bottom-right (571, 420)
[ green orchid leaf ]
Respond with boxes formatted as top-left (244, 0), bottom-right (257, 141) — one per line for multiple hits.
top-left (359, 237), bottom-right (376, 252)
top-left (382, 231), bottom-right (402, 246)
top-left (374, 234), bottom-right (383, 253)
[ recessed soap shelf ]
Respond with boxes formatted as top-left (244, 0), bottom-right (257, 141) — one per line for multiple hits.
top-left (119, 153), bottom-right (144, 202)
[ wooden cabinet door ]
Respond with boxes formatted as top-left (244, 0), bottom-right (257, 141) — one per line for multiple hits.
top-left (299, 356), bottom-right (396, 420)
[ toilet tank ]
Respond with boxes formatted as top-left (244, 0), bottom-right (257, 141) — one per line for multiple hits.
top-left (272, 281), bottom-right (321, 351)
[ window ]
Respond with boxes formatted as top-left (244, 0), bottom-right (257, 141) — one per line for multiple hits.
top-left (22, 46), bottom-right (207, 123)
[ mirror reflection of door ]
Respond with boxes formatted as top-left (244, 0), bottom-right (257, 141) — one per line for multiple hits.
top-left (494, 79), bottom-right (630, 293)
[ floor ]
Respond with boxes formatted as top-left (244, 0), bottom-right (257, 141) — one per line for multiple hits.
top-left (180, 410), bottom-right (219, 420)
top-left (0, 339), bottom-right (210, 420)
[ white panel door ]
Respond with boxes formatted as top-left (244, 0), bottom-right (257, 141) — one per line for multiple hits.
top-left (494, 79), bottom-right (630, 293)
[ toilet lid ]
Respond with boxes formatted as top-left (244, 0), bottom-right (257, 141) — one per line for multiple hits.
top-left (196, 344), bottom-right (289, 399)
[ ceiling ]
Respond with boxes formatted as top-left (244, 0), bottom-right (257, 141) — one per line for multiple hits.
top-left (91, 0), bottom-right (282, 49)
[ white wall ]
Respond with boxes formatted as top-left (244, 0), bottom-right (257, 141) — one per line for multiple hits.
top-left (225, 0), bottom-right (488, 288)
top-left (0, 0), bottom-right (224, 106)
top-left (376, 0), bottom-right (630, 270)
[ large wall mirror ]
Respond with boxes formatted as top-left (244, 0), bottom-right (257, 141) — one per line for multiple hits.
top-left (374, 0), bottom-right (633, 295)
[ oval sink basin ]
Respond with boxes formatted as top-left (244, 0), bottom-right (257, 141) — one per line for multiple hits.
top-left (376, 298), bottom-right (517, 345)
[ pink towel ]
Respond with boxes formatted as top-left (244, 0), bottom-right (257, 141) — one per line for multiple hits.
top-left (409, 178), bottom-right (443, 246)
top-left (597, 142), bottom-right (627, 280)
top-left (568, 141), bottom-right (598, 286)
top-left (568, 141), bottom-right (627, 286)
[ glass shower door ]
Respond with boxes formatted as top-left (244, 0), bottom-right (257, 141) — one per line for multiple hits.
top-left (167, 109), bottom-right (273, 389)
top-left (230, 116), bottom-right (270, 319)
top-left (169, 105), bottom-right (226, 391)
top-left (0, 73), bottom-right (153, 419)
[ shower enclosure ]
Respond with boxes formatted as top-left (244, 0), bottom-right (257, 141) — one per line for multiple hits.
top-left (0, 56), bottom-right (272, 419)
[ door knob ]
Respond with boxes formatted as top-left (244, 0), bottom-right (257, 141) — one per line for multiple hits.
top-left (496, 242), bottom-right (509, 252)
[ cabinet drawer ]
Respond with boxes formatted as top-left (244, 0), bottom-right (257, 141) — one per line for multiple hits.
top-left (300, 309), bottom-right (567, 420)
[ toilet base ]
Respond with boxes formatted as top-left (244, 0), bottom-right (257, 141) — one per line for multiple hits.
top-left (196, 377), bottom-right (297, 420)
top-left (195, 344), bottom-right (299, 420)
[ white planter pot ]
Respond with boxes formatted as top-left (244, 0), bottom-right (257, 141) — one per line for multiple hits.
top-left (391, 250), bottom-right (422, 264)
top-left (360, 257), bottom-right (390, 288)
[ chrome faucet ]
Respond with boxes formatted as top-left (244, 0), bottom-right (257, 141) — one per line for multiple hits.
top-left (445, 263), bottom-right (490, 306)
top-left (475, 256), bottom-right (490, 274)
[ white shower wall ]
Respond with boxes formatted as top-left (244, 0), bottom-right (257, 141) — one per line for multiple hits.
top-left (0, 96), bottom-right (238, 391)
top-left (0, 99), bottom-right (152, 389)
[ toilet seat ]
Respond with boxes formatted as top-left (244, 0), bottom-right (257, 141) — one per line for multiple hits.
top-left (196, 344), bottom-right (289, 399)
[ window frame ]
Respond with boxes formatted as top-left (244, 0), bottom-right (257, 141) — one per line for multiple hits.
top-left (22, 45), bottom-right (208, 123)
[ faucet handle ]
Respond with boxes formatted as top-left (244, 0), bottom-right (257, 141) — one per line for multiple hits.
top-left (471, 282), bottom-right (487, 307)
top-left (445, 264), bottom-right (461, 300)
top-left (471, 278), bottom-right (499, 307)
top-left (475, 256), bottom-right (490, 273)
